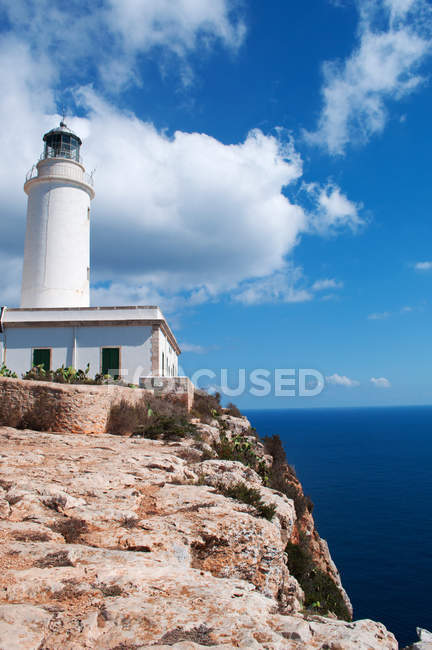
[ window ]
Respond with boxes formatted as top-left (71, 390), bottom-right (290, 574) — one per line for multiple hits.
top-left (33, 348), bottom-right (51, 372)
top-left (44, 133), bottom-right (80, 161)
top-left (101, 347), bottom-right (120, 379)
top-left (162, 352), bottom-right (165, 377)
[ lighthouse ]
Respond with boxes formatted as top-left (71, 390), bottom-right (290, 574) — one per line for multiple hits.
top-left (21, 122), bottom-right (95, 309)
top-left (0, 120), bottom-right (184, 385)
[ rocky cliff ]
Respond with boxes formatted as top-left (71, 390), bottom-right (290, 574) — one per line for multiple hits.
top-left (0, 412), bottom-right (399, 649)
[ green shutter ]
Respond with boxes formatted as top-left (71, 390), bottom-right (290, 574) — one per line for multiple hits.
top-left (33, 349), bottom-right (51, 372)
top-left (102, 348), bottom-right (120, 378)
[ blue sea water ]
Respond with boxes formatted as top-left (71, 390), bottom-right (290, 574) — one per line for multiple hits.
top-left (243, 406), bottom-right (432, 648)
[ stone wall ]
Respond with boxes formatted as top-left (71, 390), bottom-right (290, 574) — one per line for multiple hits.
top-left (0, 376), bottom-right (194, 435)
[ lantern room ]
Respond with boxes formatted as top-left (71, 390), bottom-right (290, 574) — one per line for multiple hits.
top-left (43, 122), bottom-right (82, 162)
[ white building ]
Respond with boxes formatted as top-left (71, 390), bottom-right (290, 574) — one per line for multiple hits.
top-left (0, 122), bottom-right (180, 381)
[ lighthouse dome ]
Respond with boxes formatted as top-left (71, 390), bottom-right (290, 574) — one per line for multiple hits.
top-left (42, 121), bottom-right (82, 162)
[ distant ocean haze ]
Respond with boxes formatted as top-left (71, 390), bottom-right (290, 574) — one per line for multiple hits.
top-left (244, 405), bottom-right (432, 648)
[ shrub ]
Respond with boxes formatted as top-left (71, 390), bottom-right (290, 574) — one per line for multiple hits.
top-left (49, 517), bottom-right (88, 543)
top-left (0, 364), bottom-right (17, 378)
top-left (14, 531), bottom-right (50, 542)
top-left (225, 402), bottom-right (242, 418)
top-left (22, 364), bottom-right (113, 386)
top-left (263, 434), bottom-right (313, 518)
top-left (134, 414), bottom-right (197, 441)
top-left (22, 364), bottom-right (110, 385)
top-left (285, 540), bottom-right (351, 621)
top-left (107, 398), bottom-right (147, 436)
top-left (175, 446), bottom-right (207, 463)
top-left (214, 432), bottom-right (270, 485)
top-left (284, 485), bottom-right (314, 518)
top-left (263, 434), bottom-right (297, 479)
top-left (107, 395), bottom-right (194, 440)
top-left (35, 551), bottom-right (73, 568)
top-left (217, 482), bottom-right (276, 521)
top-left (191, 390), bottom-right (223, 423)
top-left (157, 625), bottom-right (214, 647)
top-left (43, 494), bottom-right (67, 512)
top-left (120, 515), bottom-right (139, 529)
top-left (100, 584), bottom-right (123, 597)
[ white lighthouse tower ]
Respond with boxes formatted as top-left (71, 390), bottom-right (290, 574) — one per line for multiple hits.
top-left (0, 120), bottom-right (184, 385)
top-left (21, 122), bottom-right (95, 308)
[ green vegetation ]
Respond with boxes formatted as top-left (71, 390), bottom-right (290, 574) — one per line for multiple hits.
top-left (135, 414), bottom-right (198, 441)
top-left (215, 431), bottom-right (270, 485)
top-left (22, 363), bottom-right (108, 384)
top-left (217, 482), bottom-right (276, 521)
top-left (0, 364), bottom-right (17, 378)
top-left (285, 540), bottom-right (351, 621)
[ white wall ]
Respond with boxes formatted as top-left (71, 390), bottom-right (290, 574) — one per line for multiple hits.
top-left (21, 158), bottom-right (93, 309)
top-left (159, 329), bottom-right (179, 377)
top-left (0, 333), bottom-right (4, 366)
top-left (3, 325), bottom-right (153, 380)
top-left (76, 325), bottom-right (153, 382)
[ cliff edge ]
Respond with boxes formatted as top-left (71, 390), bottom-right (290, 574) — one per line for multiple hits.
top-left (0, 408), bottom-right (399, 649)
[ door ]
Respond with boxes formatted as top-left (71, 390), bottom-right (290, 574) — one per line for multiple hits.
top-left (33, 348), bottom-right (51, 372)
top-left (101, 347), bottom-right (120, 379)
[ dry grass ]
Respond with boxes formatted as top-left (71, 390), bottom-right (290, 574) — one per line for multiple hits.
top-left (35, 551), bottom-right (73, 568)
top-left (49, 517), bottom-right (88, 543)
top-left (190, 391), bottom-right (222, 424)
top-left (157, 624), bottom-right (215, 646)
top-left (107, 395), bottom-right (191, 438)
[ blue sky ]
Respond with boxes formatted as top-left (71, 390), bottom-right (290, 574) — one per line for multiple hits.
top-left (0, 0), bottom-right (431, 407)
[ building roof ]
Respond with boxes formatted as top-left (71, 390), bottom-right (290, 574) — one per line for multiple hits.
top-left (1, 306), bottom-right (181, 355)
top-left (43, 122), bottom-right (82, 145)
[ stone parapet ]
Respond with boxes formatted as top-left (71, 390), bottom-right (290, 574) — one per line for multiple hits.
top-left (139, 376), bottom-right (194, 409)
top-left (0, 376), bottom-right (195, 435)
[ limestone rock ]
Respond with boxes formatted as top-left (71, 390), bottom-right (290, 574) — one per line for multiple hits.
top-left (0, 604), bottom-right (51, 650)
top-left (0, 425), bottom-right (398, 649)
top-left (197, 458), bottom-right (296, 538)
top-left (405, 627), bottom-right (432, 649)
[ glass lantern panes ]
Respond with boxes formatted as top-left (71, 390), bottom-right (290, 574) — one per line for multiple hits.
top-left (44, 133), bottom-right (80, 161)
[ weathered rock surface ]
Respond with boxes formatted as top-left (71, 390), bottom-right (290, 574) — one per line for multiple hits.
top-left (405, 628), bottom-right (432, 649)
top-left (0, 424), bottom-right (398, 649)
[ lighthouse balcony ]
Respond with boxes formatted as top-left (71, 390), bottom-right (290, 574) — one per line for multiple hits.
top-left (25, 160), bottom-right (94, 187)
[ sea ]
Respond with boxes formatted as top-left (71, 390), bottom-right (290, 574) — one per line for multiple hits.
top-left (244, 406), bottom-right (432, 648)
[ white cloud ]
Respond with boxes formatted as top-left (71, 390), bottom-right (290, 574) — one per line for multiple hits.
top-left (179, 342), bottom-right (208, 354)
top-left (0, 0), bottom-right (245, 90)
top-left (368, 311), bottom-right (391, 320)
top-left (311, 278), bottom-right (344, 291)
top-left (107, 0), bottom-right (245, 53)
top-left (304, 183), bottom-right (363, 232)
top-left (231, 270), bottom-right (346, 306)
top-left (77, 90), bottom-right (308, 298)
top-left (306, 0), bottom-right (432, 154)
top-left (232, 265), bottom-right (313, 306)
top-left (368, 306), bottom-right (415, 319)
top-left (415, 261), bottom-right (432, 270)
top-left (326, 373), bottom-right (360, 387)
top-left (370, 376), bottom-right (391, 388)
top-left (320, 293), bottom-right (341, 302)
